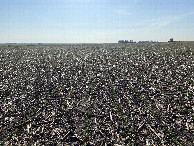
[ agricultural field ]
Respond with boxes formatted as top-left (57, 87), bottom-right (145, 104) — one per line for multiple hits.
top-left (0, 43), bottom-right (193, 145)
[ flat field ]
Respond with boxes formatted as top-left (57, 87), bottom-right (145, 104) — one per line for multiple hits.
top-left (0, 43), bottom-right (193, 145)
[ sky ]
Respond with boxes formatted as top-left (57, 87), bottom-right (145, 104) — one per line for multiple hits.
top-left (0, 0), bottom-right (194, 43)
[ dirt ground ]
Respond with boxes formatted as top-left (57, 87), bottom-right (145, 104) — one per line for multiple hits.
top-left (0, 42), bottom-right (193, 145)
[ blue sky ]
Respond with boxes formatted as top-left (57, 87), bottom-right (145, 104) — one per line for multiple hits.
top-left (0, 0), bottom-right (194, 43)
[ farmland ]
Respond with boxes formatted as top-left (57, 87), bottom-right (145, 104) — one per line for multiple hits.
top-left (0, 42), bottom-right (193, 145)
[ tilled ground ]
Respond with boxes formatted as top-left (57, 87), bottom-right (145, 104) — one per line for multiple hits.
top-left (0, 43), bottom-right (193, 145)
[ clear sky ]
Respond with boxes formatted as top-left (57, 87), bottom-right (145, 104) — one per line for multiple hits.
top-left (0, 0), bottom-right (194, 43)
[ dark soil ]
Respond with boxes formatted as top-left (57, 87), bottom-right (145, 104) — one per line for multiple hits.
top-left (0, 42), bottom-right (193, 145)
